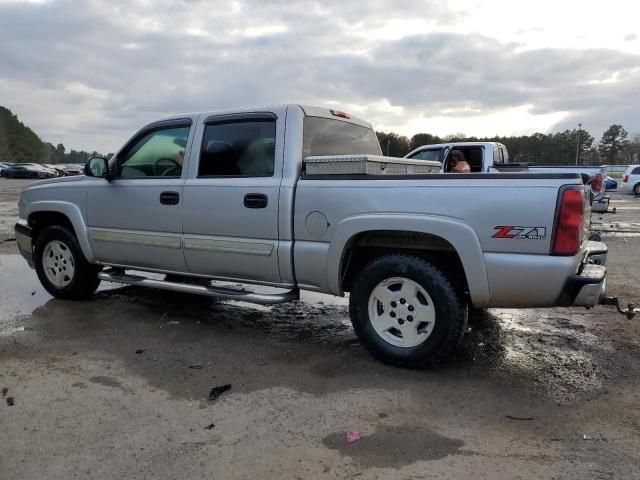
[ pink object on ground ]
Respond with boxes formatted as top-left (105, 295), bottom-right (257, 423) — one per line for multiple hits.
top-left (345, 431), bottom-right (361, 443)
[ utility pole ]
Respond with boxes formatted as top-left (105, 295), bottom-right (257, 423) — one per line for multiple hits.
top-left (386, 139), bottom-right (391, 156)
top-left (575, 123), bottom-right (582, 165)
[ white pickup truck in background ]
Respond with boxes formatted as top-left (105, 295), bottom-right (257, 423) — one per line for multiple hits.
top-left (405, 142), bottom-right (610, 212)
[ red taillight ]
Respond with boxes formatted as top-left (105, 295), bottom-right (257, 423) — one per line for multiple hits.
top-left (623, 174), bottom-right (629, 183)
top-left (552, 188), bottom-right (585, 256)
top-left (330, 109), bottom-right (350, 119)
top-left (591, 174), bottom-right (603, 192)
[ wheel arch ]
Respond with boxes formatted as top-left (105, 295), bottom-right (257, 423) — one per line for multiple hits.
top-left (328, 214), bottom-right (490, 307)
top-left (26, 201), bottom-right (94, 262)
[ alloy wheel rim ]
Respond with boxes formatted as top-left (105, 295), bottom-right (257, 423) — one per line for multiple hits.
top-left (367, 277), bottom-right (436, 348)
top-left (42, 240), bottom-right (75, 288)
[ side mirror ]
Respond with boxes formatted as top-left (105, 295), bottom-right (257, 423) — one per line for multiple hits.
top-left (84, 156), bottom-right (112, 180)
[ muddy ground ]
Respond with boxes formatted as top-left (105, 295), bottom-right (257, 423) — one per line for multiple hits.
top-left (1, 178), bottom-right (640, 479)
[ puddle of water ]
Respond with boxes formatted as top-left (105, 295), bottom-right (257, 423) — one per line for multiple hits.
top-left (0, 254), bottom-right (51, 320)
top-left (0, 255), bottom-right (352, 348)
top-left (323, 425), bottom-right (466, 468)
top-left (0, 254), bottom-right (121, 323)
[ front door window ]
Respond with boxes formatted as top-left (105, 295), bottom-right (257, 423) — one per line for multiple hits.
top-left (118, 127), bottom-right (190, 178)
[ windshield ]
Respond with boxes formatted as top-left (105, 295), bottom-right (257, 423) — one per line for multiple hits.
top-left (408, 149), bottom-right (442, 162)
top-left (303, 116), bottom-right (382, 158)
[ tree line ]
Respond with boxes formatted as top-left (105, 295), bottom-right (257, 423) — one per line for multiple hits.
top-left (46, 143), bottom-right (110, 164)
top-left (377, 124), bottom-right (639, 165)
top-left (2, 105), bottom-right (638, 166)
top-left (0, 106), bottom-right (108, 165)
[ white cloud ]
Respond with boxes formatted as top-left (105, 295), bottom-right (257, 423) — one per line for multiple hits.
top-left (233, 25), bottom-right (288, 37)
top-left (396, 105), bottom-right (570, 139)
top-left (0, 0), bottom-right (638, 152)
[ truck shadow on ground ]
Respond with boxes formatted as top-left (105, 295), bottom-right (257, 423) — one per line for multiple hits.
top-left (11, 284), bottom-right (638, 405)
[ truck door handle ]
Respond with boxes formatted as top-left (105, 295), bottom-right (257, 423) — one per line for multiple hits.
top-left (159, 191), bottom-right (180, 205)
top-left (243, 193), bottom-right (268, 209)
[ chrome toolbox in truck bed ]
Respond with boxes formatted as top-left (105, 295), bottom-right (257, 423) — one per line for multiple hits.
top-left (304, 154), bottom-right (440, 175)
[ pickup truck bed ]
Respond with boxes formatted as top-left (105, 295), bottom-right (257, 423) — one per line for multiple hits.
top-left (294, 172), bottom-right (602, 308)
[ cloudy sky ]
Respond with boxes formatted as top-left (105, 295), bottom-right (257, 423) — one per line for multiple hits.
top-left (1, 0), bottom-right (639, 152)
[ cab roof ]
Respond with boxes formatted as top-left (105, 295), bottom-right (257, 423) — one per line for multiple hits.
top-left (148, 104), bottom-right (372, 129)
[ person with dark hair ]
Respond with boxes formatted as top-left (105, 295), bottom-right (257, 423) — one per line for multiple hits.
top-left (448, 150), bottom-right (471, 173)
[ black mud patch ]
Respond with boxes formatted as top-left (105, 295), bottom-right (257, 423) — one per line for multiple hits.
top-left (322, 425), bottom-right (465, 468)
top-left (89, 376), bottom-right (125, 390)
top-left (455, 306), bottom-right (640, 403)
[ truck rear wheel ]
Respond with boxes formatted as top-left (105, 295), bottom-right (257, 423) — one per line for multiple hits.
top-left (34, 225), bottom-right (101, 300)
top-left (349, 254), bottom-right (466, 368)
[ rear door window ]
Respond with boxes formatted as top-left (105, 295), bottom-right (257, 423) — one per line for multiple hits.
top-left (198, 119), bottom-right (276, 177)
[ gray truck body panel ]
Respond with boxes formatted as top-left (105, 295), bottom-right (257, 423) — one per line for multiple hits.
top-left (17, 104), bottom-right (605, 309)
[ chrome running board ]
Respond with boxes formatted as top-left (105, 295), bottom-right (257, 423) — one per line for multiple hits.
top-left (98, 268), bottom-right (299, 305)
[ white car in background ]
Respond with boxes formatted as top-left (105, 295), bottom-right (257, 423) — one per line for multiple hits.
top-left (621, 165), bottom-right (640, 195)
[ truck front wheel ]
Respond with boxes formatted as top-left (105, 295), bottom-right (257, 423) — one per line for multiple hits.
top-left (34, 225), bottom-right (101, 300)
top-left (349, 254), bottom-right (466, 368)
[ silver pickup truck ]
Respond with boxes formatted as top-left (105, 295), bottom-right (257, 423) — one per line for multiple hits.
top-left (15, 105), bottom-right (608, 367)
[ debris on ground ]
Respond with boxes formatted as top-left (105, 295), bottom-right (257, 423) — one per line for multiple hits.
top-left (208, 384), bottom-right (232, 401)
top-left (506, 415), bottom-right (535, 421)
top-left (6, 397), bottom-right (15, 406)
top-left (166, 321), bottom-right (181, 325)
top-left (1, 387), bottom-right (7, 397)
top-left (135, 349), bottom-right (145, 354)
top-left (204, 423), bottom-right (215, 430)
top-left (345, 431), bottom-right (361, 443)
top-left (189, 364), bottom-right (203, 369)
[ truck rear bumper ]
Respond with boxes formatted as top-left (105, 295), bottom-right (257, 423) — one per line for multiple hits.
top-left (557, 264), bottom-right (607, 307)
top-left (584, 240), bottom-right (608, 266)
top-left (591, 196), bottom-right (609, 213)
top-left (483, 240), bottom-right (608, 308)
top-left (15, 220), bottom-right (34, 268)
top-left (558, 240), bottom-right (608, 307)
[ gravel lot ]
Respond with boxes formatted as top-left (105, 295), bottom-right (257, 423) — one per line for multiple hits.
top-left (1, 178), bottom-right (640, 479)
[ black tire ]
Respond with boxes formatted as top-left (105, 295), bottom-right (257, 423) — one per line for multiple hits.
top-left (34, 225), bottom-right (101, 300)
top-left (634, 183), bottom-right (640, 196)
top-left (349, 254), bottom-right (467, 368)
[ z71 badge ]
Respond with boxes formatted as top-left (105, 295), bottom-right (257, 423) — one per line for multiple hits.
top-left (493, 226), bottom-right (547, 240)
